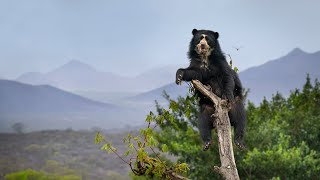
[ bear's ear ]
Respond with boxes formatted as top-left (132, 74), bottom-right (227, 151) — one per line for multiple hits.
top-left (214, 32), bottom-right (219, 39)
top-left (192, 29), bottom-right (198, 35)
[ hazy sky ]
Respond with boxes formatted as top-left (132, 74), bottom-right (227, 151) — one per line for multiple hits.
top-left (0, 0), bottom-right (319, 78)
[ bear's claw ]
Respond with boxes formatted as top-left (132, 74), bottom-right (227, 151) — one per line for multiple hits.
top-left (176, 74), bottom-right (183, 85)
top-left (235, 141), bottom-right (246, 151)
top-left (202, 141), bottom-right (212, 151)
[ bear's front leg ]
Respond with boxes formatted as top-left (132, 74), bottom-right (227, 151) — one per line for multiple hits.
top-left (176, 68), bottom-right (202, 85)
top-left (176, 69), bottom-right (184, 85)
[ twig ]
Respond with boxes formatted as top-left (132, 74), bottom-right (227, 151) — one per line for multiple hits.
top-left (142, 121), bottom-right (151, 148)
top-left (103, 140), bottom-right (130, 165)
top-left (149, 146), bottom-right (163, 163)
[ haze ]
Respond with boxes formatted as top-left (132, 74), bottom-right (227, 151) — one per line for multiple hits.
top-left (0, 0), bottom-right (319, 78)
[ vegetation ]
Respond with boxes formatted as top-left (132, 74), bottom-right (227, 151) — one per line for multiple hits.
top-left (0, 130), bottom-right (131, 180)
top-left (154, 75), bottom-right (320, 179)
top-left (2, 76), bottom-right (320, 179)
top-left (95, 113), bottom-right (190, 179)
top-left (5, 169), bottom-right (81, 180)
top-left (96, 75), bottom-right (319, 179)
top-left (11, 122), bottom-right (25, 134)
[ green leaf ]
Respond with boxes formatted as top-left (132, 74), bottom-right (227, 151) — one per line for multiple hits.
top-left (137, 148), bottom-right (147, 161)
top-left (100, 143), bottom-right (109, 151)
top-left (185, 108), bottom-right (191, 119)
top-left (124, 150), bottom-right (131, 156)
top-left (161, 144), bottom-right (168, 153)
top-left (169, 101), bottom-right (179, 112)
top-left (140, 129), bottom-right (146, 136)
top-left (147, 136), bottom-right (158, 147)
top-left (94, 132), bottom-right (104, 144)
top-left (156, 115), bottom-right (165, 124)
top-left (145, 164), bottom-right (152, 175)
top-left (175, 163), bottom-right (190, 173)
top-left (169, 115), bottom-right (175, 123)
top-left (128, 143), bottom-right (134, 150)
top-left (146, 127), bottom-right (153, 136)
top-left (146, 114), bottom-right (152, 122)
top-left (233, 67), bottom-right (239, 73)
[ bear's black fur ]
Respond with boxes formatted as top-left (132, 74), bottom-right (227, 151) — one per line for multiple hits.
top-left (176, 29), bottom-right (246, 150)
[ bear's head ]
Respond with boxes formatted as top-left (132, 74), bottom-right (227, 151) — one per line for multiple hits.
top-left (189, 29), bottom-right (220, 59)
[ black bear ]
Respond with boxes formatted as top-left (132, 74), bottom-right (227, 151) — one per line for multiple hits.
top-left (176, 29), bottom-right (246, 150)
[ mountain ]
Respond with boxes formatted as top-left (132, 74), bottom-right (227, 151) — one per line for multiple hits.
top-left (0, 80), bottom-right (145, 132)
top-left (16, 60), bottom-right (184, 94)
top-left (16, 72), bottom-right (57, 86)
top-left (15, 61), bottom-right (187, 105)
top-left (0, 79), bottom-right (114, 113)
top-left (6, 48), bottom-right (318, 131)
top-left (240, 48), bottom-right (320, 103)
top-left (17, 60), bottom-right (128, 92)
top-left (131, 83), bottom-right (189, 102)
top-left (133, 64), bottom-right (185, 91)
top-left (132, 48), bottom-right (320, 104)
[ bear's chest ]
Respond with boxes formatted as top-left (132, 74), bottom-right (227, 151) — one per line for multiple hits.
top-left (200, 58), bottom-right (209, 69)
top-left (198, 59), bottom-right (219, 74)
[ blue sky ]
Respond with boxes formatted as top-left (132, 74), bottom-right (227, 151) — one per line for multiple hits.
top-left (0, 0), bottom-right (319, 78)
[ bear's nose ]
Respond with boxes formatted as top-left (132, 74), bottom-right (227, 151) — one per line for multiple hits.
top-left (201, 44), bottom-right (206, 49)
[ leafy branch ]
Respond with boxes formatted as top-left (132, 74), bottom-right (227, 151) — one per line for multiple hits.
top-left (227, 54), bottom-right (239, 72)
top-left (95, 111), bottom-right (190, 180)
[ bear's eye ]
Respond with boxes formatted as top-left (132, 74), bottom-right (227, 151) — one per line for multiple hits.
top-left (200, 34), bottom-right (207, 39)
top-left (206, 36), bottom-right (214, 43)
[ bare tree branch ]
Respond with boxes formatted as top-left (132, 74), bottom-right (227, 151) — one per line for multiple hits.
top-left (192, 80), bottom-right (240, 180)
top-left (165, 170), bottom-right (190, 180)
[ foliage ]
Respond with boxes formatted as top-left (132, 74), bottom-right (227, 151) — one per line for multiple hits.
top-left (227, 53), bottom-right (239, 72)
top-left (95, 113), bottom-right (190, 179)
top-left (0, 130), bottom-right (131, 180)
top-left (4, 169), bottom-right (81, 180)
top-left (155, 92), bottom-right (222, 179)
top-left (154, 75), bottom-right (320, 179)
top-left (11, 122), bottom-right (25, 134)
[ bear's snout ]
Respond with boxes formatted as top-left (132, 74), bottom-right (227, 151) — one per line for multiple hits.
top-left (196, 42), bottom-right (210, 53)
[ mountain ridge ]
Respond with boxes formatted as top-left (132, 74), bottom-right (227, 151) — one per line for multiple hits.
top-left (2, 48), bottom-right (319, 132)
top-left (132, 48), bottom-right (320, 104)
top-left (16, 60), bottom-right (182, 93)
top-left (0, 79), bottom-right (144, 132)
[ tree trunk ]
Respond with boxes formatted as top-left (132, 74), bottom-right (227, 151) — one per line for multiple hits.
top-left (192, 80), bottom-right (240, 180)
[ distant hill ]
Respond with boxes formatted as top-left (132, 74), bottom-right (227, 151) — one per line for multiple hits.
top-left (130, 82), bottom-right (189, 102)
top-left (0, 79), bottom-right (114, 113)
top-left (16, 60), bottom-right (183, 93)
top-left (133, 64), bottom-right (184, 91)
top-left (16, 60), bottom-right (129, 92)
top-left (240, 48), bottom-right (320, 103)
top-left (0, 80), bottom-right (145, 132)
top-left (8, 48), bottom-right (320, 132)
top-left (132, 48), bottom-right (320, 104)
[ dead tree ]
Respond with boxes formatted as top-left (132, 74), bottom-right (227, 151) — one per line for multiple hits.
top-left (192, 80), bottom-right (240, 180)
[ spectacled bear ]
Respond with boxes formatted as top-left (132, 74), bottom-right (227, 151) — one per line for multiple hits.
top-left (176, 29), bottom-right (246, 151)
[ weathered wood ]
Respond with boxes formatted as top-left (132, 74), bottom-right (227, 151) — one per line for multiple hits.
top-left (192, 80), bottom-right (240, 180)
